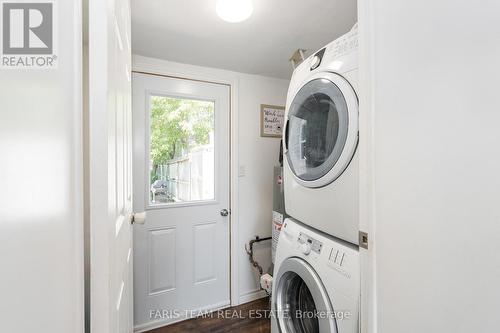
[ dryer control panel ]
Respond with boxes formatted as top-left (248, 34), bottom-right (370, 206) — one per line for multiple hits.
top-left (327, 24), bottom-right (358, 59)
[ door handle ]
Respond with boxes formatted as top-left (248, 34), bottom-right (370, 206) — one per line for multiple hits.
top-left (132, 212), bottom-right (146, 225)
top-left (220, 209), bottom-right (229, 217)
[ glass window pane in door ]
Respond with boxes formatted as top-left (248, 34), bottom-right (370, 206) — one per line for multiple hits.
top-left (149, 95), bottom-right (215, 205)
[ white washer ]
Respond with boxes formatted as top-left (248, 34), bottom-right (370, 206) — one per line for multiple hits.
top-left (283, 25), bottom-right (359, 244)
top-left (271, 218), bottom-right (359, 333)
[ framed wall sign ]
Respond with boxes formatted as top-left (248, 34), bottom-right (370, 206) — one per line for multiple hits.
top-left (260, 104), bottom-right (285, 138)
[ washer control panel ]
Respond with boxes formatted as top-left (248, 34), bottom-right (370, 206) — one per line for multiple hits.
top-left (297, 232), bottom-right (323, 255)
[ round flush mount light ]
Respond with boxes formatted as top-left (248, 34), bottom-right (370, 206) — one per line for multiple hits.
top-left (216, 0), bottom-right (253, 23)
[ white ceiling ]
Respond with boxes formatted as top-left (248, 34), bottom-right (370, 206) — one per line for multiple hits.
top-left (131, 0), bottom-right (357, 79)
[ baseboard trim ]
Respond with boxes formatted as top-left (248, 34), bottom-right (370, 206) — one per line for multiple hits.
top-left (133, 300), bottom-right (231, 333)
top-left (238, 289), bottom-right (267, 305)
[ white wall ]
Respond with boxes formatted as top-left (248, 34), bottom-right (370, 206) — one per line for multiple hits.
top-left (359, 1), bottom-right (500, 332)
top-left (0, 1), bottom-right (84, 332)
top-left (237, 73), bottom-right (289, 302)
top-left (132, 55), bottom-right (289, 304)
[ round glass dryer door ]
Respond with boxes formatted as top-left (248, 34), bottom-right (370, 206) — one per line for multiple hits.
top-left (285, 72), bottom-right (358, 188)
top-left (275, 257), bottom-right (337, 333)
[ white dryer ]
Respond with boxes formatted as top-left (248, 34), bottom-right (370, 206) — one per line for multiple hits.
top-left (271, 218), bottom-right (359, 333)
top-left (283, 25), bottom-right (359, 244)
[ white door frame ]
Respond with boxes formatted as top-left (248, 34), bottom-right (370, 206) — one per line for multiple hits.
top-left (87, 0), bottom-right (134, 332)
top-left (358, 2), bottom-right (377, 333)
top-left (132, 55), bottom-right (241, 306)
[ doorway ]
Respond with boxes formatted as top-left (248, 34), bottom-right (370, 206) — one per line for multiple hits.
top-left (132, 72), bottom-right (232, 331)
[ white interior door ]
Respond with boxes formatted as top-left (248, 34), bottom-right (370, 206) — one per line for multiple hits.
top-left (132, 72), bottom-right (231, 331)
top-left (88, 0), bottom-right (134, 332)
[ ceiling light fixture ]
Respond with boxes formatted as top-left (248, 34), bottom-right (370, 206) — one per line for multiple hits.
top-left (216, 0), bottom-right (253, 23)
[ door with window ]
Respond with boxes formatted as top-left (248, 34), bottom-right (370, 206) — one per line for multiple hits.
top-left (132, 72), bottom-right (231, 330)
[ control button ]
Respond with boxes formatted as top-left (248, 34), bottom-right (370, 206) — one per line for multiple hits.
top-left (312, 242), bottom-right (322, 254)
top-left (310, 55), bottom-right (321, 70)
top-left (298, 233), bottom-right (306, 244)
top-left (301, 243), bottom-right (312, 255)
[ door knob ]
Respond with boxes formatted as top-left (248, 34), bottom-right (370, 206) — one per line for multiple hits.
top-left (220, 209), bottom-right (229, 217)
top-left (132, 212), bottom-right (146, 225)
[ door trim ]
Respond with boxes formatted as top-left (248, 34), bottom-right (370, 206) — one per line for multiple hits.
top-left (132, 55), bottom-right (241, 307)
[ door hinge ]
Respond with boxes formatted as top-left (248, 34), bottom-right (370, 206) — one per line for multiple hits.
top-left (359, 231), bottom-right (369, 250)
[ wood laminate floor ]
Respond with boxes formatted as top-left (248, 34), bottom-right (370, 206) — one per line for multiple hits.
top-left (146, 297), bottom-right (271, 333)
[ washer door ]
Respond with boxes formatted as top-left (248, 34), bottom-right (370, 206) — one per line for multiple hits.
top-left (284, 72), bottom-right (358, 188)
top-left (275, 257), bottom-right (337, 333)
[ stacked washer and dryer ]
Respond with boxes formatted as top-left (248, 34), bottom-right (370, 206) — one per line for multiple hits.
top-left (272, 25), bottom-right (360, 333)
